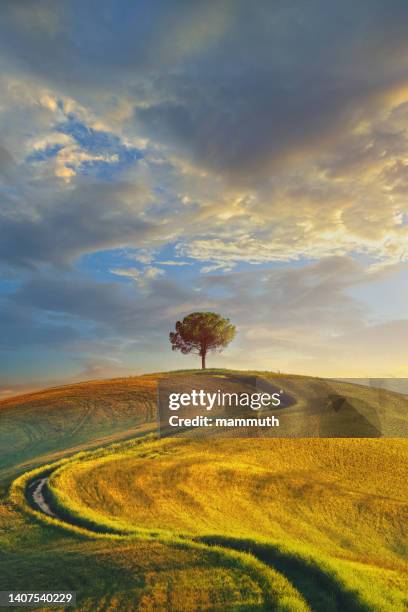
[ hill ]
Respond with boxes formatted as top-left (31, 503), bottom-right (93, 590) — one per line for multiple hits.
top-left (1, 370), bottom-right (408, 610)
top-left (0, 375), bottom-right (158, 484)
top-left (1, 370), bottom-right (406, 483)
top-left (37, 435), bottom-right (407, 610)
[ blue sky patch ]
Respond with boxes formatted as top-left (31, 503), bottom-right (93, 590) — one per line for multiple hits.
top-left (26, 143), bottom-right (64, 163)
top-left (55, 116), bottom-right (142, 178)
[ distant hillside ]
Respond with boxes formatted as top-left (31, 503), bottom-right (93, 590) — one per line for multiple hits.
top-left (0, 375), bottom-right (159, 479)
top-left (1, 369), bottom-right (407, 483)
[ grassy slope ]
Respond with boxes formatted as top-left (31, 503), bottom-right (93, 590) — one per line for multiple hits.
top-left (49, 437), bottom-right (408, 563)
top-left (0, 371), bottom-right (306, 610)
top-left (0, 375), bottom-right (158, 488)
top-left (1, 370), bottom-right (408, 610)
top-left (1, 369), bottom-right (406, 479)
top-left (46, 436), bottom-right (408, 610)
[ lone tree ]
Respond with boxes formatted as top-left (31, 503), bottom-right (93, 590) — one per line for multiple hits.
top-left (169, 312), bottom-right (236, 369)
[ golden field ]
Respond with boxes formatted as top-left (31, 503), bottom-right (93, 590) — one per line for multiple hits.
top-left (44, 436), bottom-right (408, 610)
top-left (1, 370), bottom-right (408, 610)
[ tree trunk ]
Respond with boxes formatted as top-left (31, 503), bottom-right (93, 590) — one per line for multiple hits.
top-left (201, 352), bottom-right (206, 369)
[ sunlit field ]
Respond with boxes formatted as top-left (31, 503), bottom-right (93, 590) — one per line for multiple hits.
top-left (2, 371), bottom-right (408, 610)
top-left (49, 437), bottom-right (408, 561)
top-left (44, 436), bottom-right (408, 610)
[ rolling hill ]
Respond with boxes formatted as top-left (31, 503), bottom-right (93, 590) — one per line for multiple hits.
top-left (0, 375), bottom-right (158, 486)
top-left (1, 370), bottom-right (408, 610)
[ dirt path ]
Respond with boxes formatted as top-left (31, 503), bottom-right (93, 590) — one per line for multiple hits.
top-left (27, 474), bottom-right (368, 611)
top-left (29, 477), bottom-right (55, 517)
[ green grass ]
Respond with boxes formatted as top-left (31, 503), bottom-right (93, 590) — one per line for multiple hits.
top-left (7, 451), bottom-right (307, 611)
top-left (39, 435), bottom-right (408, 610)
top-left (1, 370), bottom-right (408, 610)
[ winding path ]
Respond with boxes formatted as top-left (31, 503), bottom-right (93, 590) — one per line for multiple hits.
top-left (28, 477), bottom-right (55, 517)
top-left (26, 473), bottom-right (369, 612)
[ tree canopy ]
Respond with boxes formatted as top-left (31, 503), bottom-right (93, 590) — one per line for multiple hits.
top-left (169, 312), bottom-right (236, 369)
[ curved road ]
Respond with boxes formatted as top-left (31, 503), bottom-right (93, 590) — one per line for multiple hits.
top-left (28, 477), bottom-right (55, 517)
top-left (26, 471), bottom-right (371, 611)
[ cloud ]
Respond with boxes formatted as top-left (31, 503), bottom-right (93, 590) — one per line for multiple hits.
top-left (132, 2), bottom-right (408, 180)
top-left (127, 249), bottom-right (156, 264)
top-left (52, 146), bottom-right (119, 181)
top-left (110, 265), bottom-right (165, 289)
top-left (193, 257), bottom-right (408, 376)
top-left (1, 2), bottom-right (408, 383)
top-left (110, 267), bottom-right (143, 281)
top-left (0, 299), bottom-right (82, 353)
top-left (192, 257), bottom-right (406, 364)
top-left (200, 262), bottom-right (235, 274)
top-left (145, 266), bottom-right (165, 280)
top-left (72, 357), bottom-right (136, 381)
top-left (2, 256), bottom-right (406, 381)
top-left (0, 180), bottom-right (159, 269)
top-left (156, 260), bottom-right (190, 266)
top-left (7, 270), bottom-right (191, 340)
top-left (0, 144), bottom-right (15, 176)
top-left (1, 4), bottom-right (408, 269)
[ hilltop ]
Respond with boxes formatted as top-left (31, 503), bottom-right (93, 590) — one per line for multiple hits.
top-left (1, 369), bottom-right (407, 481)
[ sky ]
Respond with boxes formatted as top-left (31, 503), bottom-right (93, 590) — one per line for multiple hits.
top-left (0, 0), bottom-right (408, 396)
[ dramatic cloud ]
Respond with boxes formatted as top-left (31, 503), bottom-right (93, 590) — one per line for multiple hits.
top-left (0, 182), bottom-right (159, 268)
top-left (1, 257), bottom-right (406, 385)
top-left (0, 1), bottom-right (407, 386)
